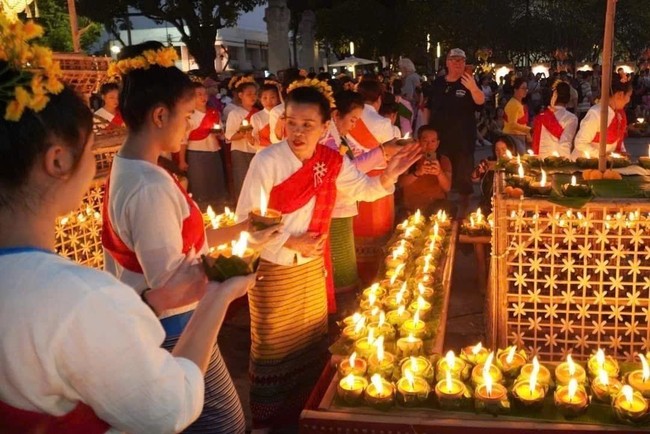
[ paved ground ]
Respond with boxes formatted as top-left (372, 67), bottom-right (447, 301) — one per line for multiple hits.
top-left (218, 137), bottom-right (649, 432)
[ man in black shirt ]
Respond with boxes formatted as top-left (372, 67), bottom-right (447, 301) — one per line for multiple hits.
top-left (427, 48), bottom-right (485, 214)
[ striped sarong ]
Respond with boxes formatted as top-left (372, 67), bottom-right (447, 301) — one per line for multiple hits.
top-left (329, 217), bottom-right (359, 292)
top-left (162, 314), bottom-right (245, 434)
top-left (249, 257), bottom-right (329, 429)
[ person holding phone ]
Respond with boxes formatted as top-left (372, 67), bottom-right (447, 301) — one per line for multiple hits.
top-left (398, 125), bottom-right (452, 215)
top-left (426, 48), bottom-right (484, 217)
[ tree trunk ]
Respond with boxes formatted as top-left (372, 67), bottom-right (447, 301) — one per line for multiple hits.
top-left (182, 26), bottom-right (218, 76)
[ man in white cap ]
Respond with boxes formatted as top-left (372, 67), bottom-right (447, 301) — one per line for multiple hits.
top-left (426, 48), bottom-right (484, 216)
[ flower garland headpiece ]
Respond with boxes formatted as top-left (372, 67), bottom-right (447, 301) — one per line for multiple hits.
top-left (286, 78), bottom-right (336, 108)
top-left (107, 46), bottom-right (179, 78)
top-left (0, 17), bottom-right (64, 121)
top-left (231, 75), bottom-right (256, 90)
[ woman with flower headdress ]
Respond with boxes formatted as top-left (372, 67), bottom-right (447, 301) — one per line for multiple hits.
top-left (0, 22), bottom-right (256, 433)
top-left (236, 80), bottom-right (420, 431)
top-left (102, 41), bottom-right (261, 433)
top-left (94, 82), bottom-right (124, 130)
top-left (268, 68), bottom-right (305, 144)
top-left (225, 75), bottom-right (259, 200)
top-left (250, 81), bottom-right (281, 149)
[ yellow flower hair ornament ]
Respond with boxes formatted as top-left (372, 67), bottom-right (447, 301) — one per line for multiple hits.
top-left (231, 75), bottom-right (256, 90)
top-left (0, 16), bottom-right (64, 121)
top-left (107, 46), bottom-right (179, 79)
top-left (286, 78), bottom-right (336, 108)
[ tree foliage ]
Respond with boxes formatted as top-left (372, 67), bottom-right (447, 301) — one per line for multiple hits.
top-left (33, 0), bottom-right (101, 53)
top-left (77, 0), bottom-right (265, 75)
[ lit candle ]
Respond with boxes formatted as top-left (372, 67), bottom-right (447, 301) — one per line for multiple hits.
top-left (434, 370), bottom-right (468, 410)
top-left (554, 378), bottom-right (589, 417)
top-left (364, 373), bottom-right (395, 410)
top-left (474, 371), bottom-right (509, 414)
top-left (625, 354), bottom-right (650, 398)
top-left (416, 282), bottom-right (434, 299)
top-left (337, 351), bottom-right (368, 378)
top-left (460, 342), bottom-right (490, 366)
top-left (204, 232), bottom-right (257, 280)
top-left (562, 175), bottom-right (591, 197)
top-left (386, 305), bottom-right (411, 328)
top-left (591, 368), bottom-right (622, 403)
top-left (613, 385), bottom-right (649, 423)
top-left (399, 309), bottom-right (427, 340)
top-left (249, 187), bottom-right (282, 230)
top-left (587, 348), bottom-right (620, 379)
top-left (342, 312), bottom-right (364, 328)
top-left (517, 163), bottom-right (525, 179)
top-left (512, 359), bottom-right (547, 407)
top-left (552, 151), bottom-right (560, 158)
top-left (640, 145), bottom-right (650, 168)
top-left (212, 122), bottom-right (222, 132)
top-left (396, 333), bottom-right (423, 359)
top-left (436, 350), bottom-right (469, 381)
top-left (471, 352), bottom-right (503, 388)
top-left (505, 149), bottom-right (513, 160)
top-left (362, 283), bottom-right (386, 300)
top-left (367, 312), bottom-right (396, 342)
top-left (400, 356), bottom-right (434, 384)
top-left (384, 262), bottom-right (406, 282)
top-left (353, 327), bottom-right (376, 359)
top-left (408, 296), bottom-right (432, 321)
top-left (435, 210), bottom-right (451, 229)
top-left (496, 346), bottom-right (527, 379)
top-left (367, 336), bottom-right (396, 379)
top-left (396, 369), bottom-right (431, 407)
top-left (337, 373), bottom-right (368, 405)
top-left (342, 316), bottom-right (367, 342)
top-left (555, 354), bottom-right (587, 386)
top-left (385, 245), bottom-right (408, 269)
top-left (241, 119), bottom-right (250, 127)
top-left (518, 356), bottom-right (551, 387)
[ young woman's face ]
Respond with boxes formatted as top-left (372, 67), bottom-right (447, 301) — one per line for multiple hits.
top-left (163, 96), bottom-right (195, 153)
top-left (238, 85), bottom-right (258, 108)
top-left (333, 107), bottom-right (362, 136)
top-left (194, 87), bottom-right (208, 109)
top-left (419, 130), bottom-right (440, 153)
top-left (515, 83), bottom-right (528, 99)
top-left (260, 90), bottom-right (279, 111)
top-left (612, 90), bottom-right (632, 110)
top-left (495, 140), bottom-right (509, 159)
top-left (284, 102), bottom-right (328, 160)
top-left (103, 90), bottom-right (119, 112)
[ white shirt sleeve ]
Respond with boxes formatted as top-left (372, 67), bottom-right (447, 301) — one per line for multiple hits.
top-left (55, 282), bottom-right (203, 434)
top-left (269, 105), bottom-right (283, 144)
top-left (573, 108), bottom-right (599, 156)
top-left (377, 117), bottom-right (397, 144)
top-left (225, 109), bottom-right (243, 141)
top-left (336, 157), bottom-right (394, 201)
top-left (124, 183), bottom-right (189, 289)
top-left (559, 114), bottom-right (578, 157)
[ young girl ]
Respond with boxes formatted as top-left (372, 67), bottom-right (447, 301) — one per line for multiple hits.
top-left (236, 83), bottom-right (420, 432)
top-left (225, 76), bottom-right (259, 200)
top-left (94, 82), bottom-right (124, 129)
top-left (0, 22), bottom-right (253, 433)
top-left (181, 81), bottom-right (227, 209)
top-left (250, 82), bottom-right (281, 149)
top-left (102, 41), bottom-right (250, 433)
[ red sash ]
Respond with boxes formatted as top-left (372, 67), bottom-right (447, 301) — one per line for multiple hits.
top-left (348, 118), bottom-right (381, 149)
top-left (0, 400), bottom-right (109, 434)
top-left (531, 108), bottom-right (565, 154)
top-left (188, 108), bottom-right (220, 141)
top-left (105, 110), bottom-right (124, 130)
top-left (592, 109), bottom-right (627, 152)
top-left (102, 172), bottom-right (206, 274)
top-left (259, 124), bottom-right (271, 147)
top-left (246, 107), bottom-right (259, 122)
top-left (268, 144), bottom-right (343, 313)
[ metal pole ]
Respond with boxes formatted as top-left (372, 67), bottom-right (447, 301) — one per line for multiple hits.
top-left (67, 0), bottom-right (80, 52)
top-left (598, 0), bottom-right (617, 172)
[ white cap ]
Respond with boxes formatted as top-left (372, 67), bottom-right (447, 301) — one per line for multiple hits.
top-left (447, 48), bottom-right (466, 59)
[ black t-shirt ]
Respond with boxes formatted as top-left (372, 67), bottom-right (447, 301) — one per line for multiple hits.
top-left (427, 76), bottom-right (483, 154)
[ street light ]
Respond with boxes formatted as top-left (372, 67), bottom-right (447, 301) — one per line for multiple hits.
top-left (110, 45), bottom-right (122, 54)
top-left (349, 41), bottom-right (355, 56)
top-left (427, 34), bottom-right (431, 53)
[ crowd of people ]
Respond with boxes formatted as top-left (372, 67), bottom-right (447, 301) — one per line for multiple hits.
top-left (0, 13), bottom-right (642, 434)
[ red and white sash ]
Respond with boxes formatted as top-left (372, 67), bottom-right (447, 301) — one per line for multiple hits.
top-left (102, 173), bottom-right (206, 274)
top-left (531, 108), bottom-right (565, 154)
top-left (188, 108), bottom-right (220, 141)
top-left (258, 124), bottom-right (271, 147)
top-left (268, 144), bottom-right (343, 313)
top-left (0, 399), bottom-right (109, 434)
top-left (592, 109), bottom-right (627, 152)
top-left (106, 110), bottom-right (124, 130)
top-left (347, 118), bottom-right (381, 150)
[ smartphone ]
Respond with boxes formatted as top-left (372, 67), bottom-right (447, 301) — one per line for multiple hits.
top-left (425, 151), bottom-right (437, 161)
top-left (465, 65), bottom-right (474, 75)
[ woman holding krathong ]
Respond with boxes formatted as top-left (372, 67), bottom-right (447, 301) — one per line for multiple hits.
top-left (0, 21), bottom-right (253, 434)
top-left (236, 81), bottom-right (420, 432)
top-left (103, 41), bottom-right (263, 433)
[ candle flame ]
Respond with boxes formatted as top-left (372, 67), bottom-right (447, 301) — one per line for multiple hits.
top-left (417, 296), bottom-right (426, 310)
top-left (404, 368), bottom-right (415, 388)
top-left (371, 373), bottom-right (383, 394)
top-left (207, 205), bottom-right (217, 221)
top-left (259, 187), bottom-right (268, 216)
top-left (527, 149), bottom-right (534, 156)
top-left (409, 356), bottom-right (418, 372)
top-left (349, 352), bottom-right (356, 367)
top-left (414, 209), bottom-right (421, 221)
top-left (375, 336), bottom-right (385, 362)
top-left (596, 348), bottom-right (605, 369)
top-left (622, 385), bottom-right (634, 403)
top-left (482, 352), bottom-right (494, 378)
top-left (368, 293), bottom-right (376, 307)
top-left (445, 370), bottom-right (453, 392)
top-left (584, 150), bottom-right (591, 159)
top-left (610, 152), bottom-right (622, 158)
top-left (351, 312), bottom-right (362, 325)
top-left (406, 333), bottom-right (417, 342)
top-left (540, 169), bottom-right (547, 187)
top-left (471, 342), bottom-right (483, 355)
top-left (397, 305), bottom-right (406, 316)
top-left (571, 175), bottom-right (577, 186)
top-left (434, 222), bottom-right (439, 237)
top-left (438, 211), bottom-right (447, 223)
top-left (232, 232), bottom-right (249, 257)
top-left (530, 356), bottom-right (540, 392)
top-left (344, 373), bottom-right (355, 388)
top-left (378, 311), bottom-right (386, 327)
top-left (505, 149), bottom-right (513, 159)
top-left (567, 354), bottom-right (576, 376)
top-left (506, 346), bottom-right (516, 364)
top-left (395, 291), bottom-right (403, 305)
top-left (445, 350), bottom-right (455, 370)
top-left (367, 327), bottom-right (375, 345)
top-left (413, 309), bottom-right (420, 324)
top-left (568, 378), bottom-right (578, 401)
top-left (518, 163), bottom-right (524, 179)
top-left (242, 119), bottom-right (249, 127)
top-left (402, 132), bottom-right (411, 140)
top-left (484, 372), bottom-right (493, 396)
top-left (353, 316), bottom-right (366, 333)
top-left (470, 216), bottom-right (475, 228)
top-left (639, 354), bottom-right (649, 381)
top-left (552, 151), bottom-right (560, 158)
top-left (598, 369), bottom-right (609, 386)
top-left (418, 282), bottom-right (426, 295)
